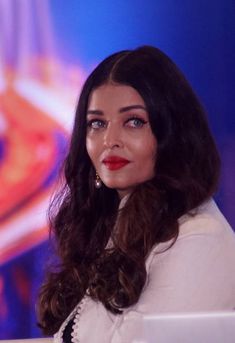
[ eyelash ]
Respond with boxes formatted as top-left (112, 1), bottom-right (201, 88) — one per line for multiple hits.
top-left (87, 119), bottom-right (106, 130)
top-left (87, 116), bottom-right (147, 130)
top-left (125, 117), bottom-right (147, 128)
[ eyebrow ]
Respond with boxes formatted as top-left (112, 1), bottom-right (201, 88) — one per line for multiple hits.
top-left (87, 110), bottom-right (103, 115)
top-left (119, 105), bottom-right (147, 113)
top-left (87, 105), bottom-right (147, 115)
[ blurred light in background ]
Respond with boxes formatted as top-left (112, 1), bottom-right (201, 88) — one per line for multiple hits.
top-left (0, 0), bottom-right (83, 337)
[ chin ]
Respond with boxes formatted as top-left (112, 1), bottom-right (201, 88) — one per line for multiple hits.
top-left (104, 183), bottom-right (126, 190)
top-left (103, 180), bottom-right (137, 196)
top-left (103, 180), bottom-right (131, 191)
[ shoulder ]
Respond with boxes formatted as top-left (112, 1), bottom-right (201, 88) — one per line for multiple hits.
top-left (178, 198), bottom-right (234, 238)
top-left (143, 199), bottom-right (235, 306)
top-left (149, 198), bottom-right (235, 260)
top-left (139, 199), bottom-right (235, 312)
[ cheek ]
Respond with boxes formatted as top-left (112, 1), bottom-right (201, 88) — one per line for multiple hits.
top-left (143, 145), bottom-right (157, 175)
top-left (86, 137), bottom-right (96, 162)
top-left (136, 137), bottom-right (157, 163)
top-left (150, 141), bottom-right (157, 161)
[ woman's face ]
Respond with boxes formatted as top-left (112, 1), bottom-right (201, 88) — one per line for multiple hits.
top-left (86, 83), bottom-right (157, 198)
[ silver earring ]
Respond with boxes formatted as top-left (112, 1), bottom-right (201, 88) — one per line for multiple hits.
top-left (95, 171), bottom-right (102, 189)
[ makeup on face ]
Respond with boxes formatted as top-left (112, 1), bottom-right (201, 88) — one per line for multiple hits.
top-left (102, 156), bottom-right (130, 170)
top-left (86, 83), bottom-right (157, 197)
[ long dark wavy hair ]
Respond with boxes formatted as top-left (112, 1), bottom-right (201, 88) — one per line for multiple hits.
top-left (37, 46), bottom-right (220, 335)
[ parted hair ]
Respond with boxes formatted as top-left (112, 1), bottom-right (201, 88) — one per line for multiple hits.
top-left (37, 46), bottom-right (220, 334)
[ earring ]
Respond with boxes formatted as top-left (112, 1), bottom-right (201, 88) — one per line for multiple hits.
top-left (95, 171), bottom-right (102, 189)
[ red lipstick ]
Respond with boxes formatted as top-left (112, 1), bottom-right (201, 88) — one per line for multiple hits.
top-left (102, 156), bottom-right (130, 170)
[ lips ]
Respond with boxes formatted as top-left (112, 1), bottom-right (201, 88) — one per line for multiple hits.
top-left (102, 156), bottom-right (130, 170)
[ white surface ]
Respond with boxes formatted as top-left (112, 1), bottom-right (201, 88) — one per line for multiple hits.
top-left (143, 311), bottom-right (235, 343)
top-left (0, 339), bottom-right (52, 343)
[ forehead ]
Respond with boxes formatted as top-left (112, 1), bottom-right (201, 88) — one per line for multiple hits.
top-left (87, 83), bottom-right (146, 110)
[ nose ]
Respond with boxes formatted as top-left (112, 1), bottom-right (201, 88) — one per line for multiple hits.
top-left (103, 123), bottom-right (123, 149)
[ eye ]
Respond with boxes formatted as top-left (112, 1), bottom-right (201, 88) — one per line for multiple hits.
top-left (125, 117), bottom-right (147, 128)
top-left (87, 119), bottom-right (106, 130)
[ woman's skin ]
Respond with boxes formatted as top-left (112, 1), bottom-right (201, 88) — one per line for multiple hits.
top-left (86, 83), bottom-right (157, 198)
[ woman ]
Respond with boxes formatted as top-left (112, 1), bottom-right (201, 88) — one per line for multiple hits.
top-left (38, 46), bottom-right (235, 342)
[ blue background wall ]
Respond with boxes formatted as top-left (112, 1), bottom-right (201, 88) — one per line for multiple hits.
top-left (0, 0), bottom-right (234, 338)
top-left (50, 0), bottom-right (235, 222)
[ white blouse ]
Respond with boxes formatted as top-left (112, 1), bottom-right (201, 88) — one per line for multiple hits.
top-left (54, 199), bottom-right (235, 343)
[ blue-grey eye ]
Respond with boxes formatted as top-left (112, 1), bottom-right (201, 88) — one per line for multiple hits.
top-left (125, 117), bottom-right (147, 128)
top-left (87, 119), bottom-right (106, 129)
